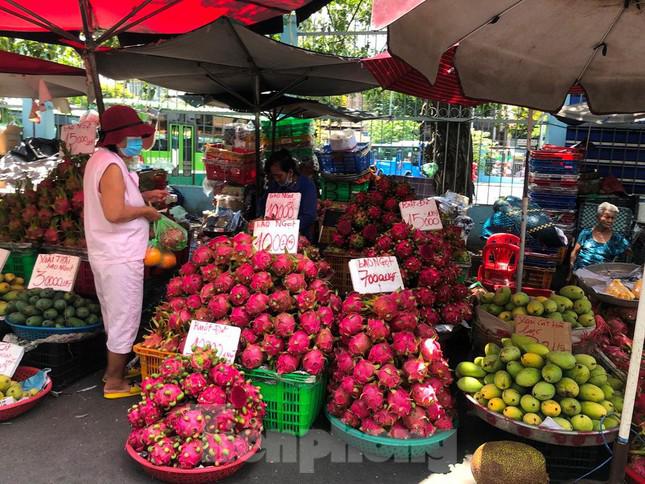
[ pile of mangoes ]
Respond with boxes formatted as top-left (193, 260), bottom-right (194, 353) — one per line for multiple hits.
top-left (0, 272), bottom-right (26, 317)
top-left (0, 374), bottom-right (39, 401)
top-left (457, 334), bottom-right (624, 432)
top-left (480, 286), bottom-right (595, 329)
top-left (5, 288), bottom-right (100, 328)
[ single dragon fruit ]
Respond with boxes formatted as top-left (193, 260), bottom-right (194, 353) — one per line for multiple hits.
top-left (159, 357), bottom-right (186, 381)
top-left (338, 313), bottom-right (364, 337)
top-left (403, 358), bottom-right (429, 382)
top-left (377, 364), bottom-right (402, 389)
top-left (240, 344), bottom-right (264, 369)
top-left (182, 274), bottom-right (202, 295)
top-left (251, 250), bottom-right (273, 271)
top-left (300, 310), bottom-right (321, 335)
top-left (177, 439), bottom-right (204, 469)
top-left (138, 399), bottom-right (163, 426)
top-left (302, 349), bottom-right (325, 375)
top-left (411, 383), bottom-right (437, 408)
top-left (191, 245), bottom-right (213, 266)
top-left (274, 313), bottom-right (296, 337)
top-left (182, 373), bottom-right (208, 397)
top-left (230, 284), bottom-right (250, 306)
top-left (213, 272), bottom-right (235, 293)
top-left (275, 353), bottom-right (299, 374)
top-left (348, 332), bottom-right (371, 356)
top-left (271, 253), bottom-right (295, 277)
top-left (207, 294), bottom-right (231, 320)
top-left (209, 363), bottom-right (244, 387)
top-left (173, 409), bottom-right (206, 438)
top-left (314, 328), bottom-right (334, 353)
top-left (360, 383), bottom-right (385, 411)
top-left (261, 334), bottom-right (284, 357)
top-left (234, 262), bottom-right (255, 285)
top-left (246, 293), bottom-right (270, 316)
top-left (251, 313), bottom-right (273, 335)
top-left (367, 342), bottom-right (394, 365)
top-left (371, 294), bottom-right (398, 321)
top-left (388, 388), bottom-right (413, 417)
top-left (392, 331), bottom-right (419, 356)
top-left (287, 330), bottom-right (311, 355)
top-left (353, 359), bottom-right (377, 384)
top-left (249, 271), bottom-right (274, 293)
top-left (154, 384), bottom-right (185, 409)
top-left (366, 318), bottom-right (390, 342)
top-left (230, 307), bottom-right (251, 327)
top-left (140, 376), bottom-right (164, 399)
top-left (148, 437), bottom-right (177, 466)
top-left (268, 290), bottom-right (293, 313)
top-left (360, 418), bottom-right (385, 436)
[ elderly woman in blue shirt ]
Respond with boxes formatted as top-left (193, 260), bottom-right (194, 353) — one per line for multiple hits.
top-left (257, 149), bottom-right (318, 240)
top-left (571, 202), bottom-right (630, 270)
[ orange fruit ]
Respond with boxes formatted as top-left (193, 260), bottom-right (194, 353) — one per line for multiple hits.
top-left (159, 251), bottom-right (177, 269)
top-left (144, 246), bottom-right (162, 267)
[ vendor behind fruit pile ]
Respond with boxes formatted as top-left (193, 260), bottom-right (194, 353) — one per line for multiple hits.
top-left (257, 149), bottom-right (317, 240)
top-left (84, 105), bottom-right (168, 399)
top-left (571, 202), bottom-right (630, 270)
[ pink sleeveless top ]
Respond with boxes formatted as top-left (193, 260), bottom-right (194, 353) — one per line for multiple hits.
top-left (83, 148), bottom-right (149, 265)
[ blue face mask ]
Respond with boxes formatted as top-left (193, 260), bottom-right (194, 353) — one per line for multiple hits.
top-left (119, 137), bottom-right (143, 158)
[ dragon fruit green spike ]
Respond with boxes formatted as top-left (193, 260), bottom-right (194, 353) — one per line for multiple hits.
top-left (141, 422), bottom-right (169, 447)
top-left (177, 439), bottom-right (204, 469)
top-left (140, 376), bottom-right (164, 399)
top-left (148, 436), bottom-right (177, 466)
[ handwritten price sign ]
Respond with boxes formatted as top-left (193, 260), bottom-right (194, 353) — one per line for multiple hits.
top-left (399, 198), bottom-right (443, 231)
top-left (28, 253), bottom-right (81, 292)
top-left (0, 342), bottom-right (24, 377)
top-left (183, 321), bottom-right (241, 364)
top-left (349, 256), bottom-right (405, 294)
top-left (60, 121), bottom-right (97, 155)
top-left (253, 219), bottom-right (300, 254)
top-left (265, 193), bottom-right (301, 220)
top-left (514, 315), bottom-right (572, 352)
top-left (0, 248), bottom-right (9, 272)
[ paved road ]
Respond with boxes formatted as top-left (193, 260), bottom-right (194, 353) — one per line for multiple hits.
top-left (5, 371), bottom-right (462, 484)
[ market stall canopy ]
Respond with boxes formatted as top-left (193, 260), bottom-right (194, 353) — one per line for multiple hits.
top-left (0, 50), bottom-right (86, 98)
top-left (555, 102), bottom-right (645, 126)
top-left (362, 49), bottom-right (481, 107)
top-left (382, 0), bottom-right (645, 114)
top-left (95, 17), bottom-right (379, 98)
top-left (182, 93), bottom-right (376, 122)
top-left (0, 0), bottom-right (331, 44)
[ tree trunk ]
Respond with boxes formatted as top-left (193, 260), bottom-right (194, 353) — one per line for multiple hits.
top-left (421, 103), bottom-right (474, 199)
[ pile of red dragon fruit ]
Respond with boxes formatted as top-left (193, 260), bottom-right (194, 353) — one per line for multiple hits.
top-left (329, 176), bottom-right (416, 252)
top-left (367, 222), bottom-right (472, 325)
top-left (327, 291), bottom-right (455, 439)
top-left (0, 151), bottom-right (87, 247)
top-left (127, 347), bottom-right (264, 469)
top-left (141, 232), bottom-right (339, 375)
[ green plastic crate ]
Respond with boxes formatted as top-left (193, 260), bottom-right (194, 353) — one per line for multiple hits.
top-left (3, 249), bottom-right (37, 283)
top-left (320, 178), bottom-right (370, 202)
top-left (326, 412), bottom-right (456, 459)
top-left (261, 118), bottom-right (313, 138)
top-left (246, 368), bottom-right (326, 436)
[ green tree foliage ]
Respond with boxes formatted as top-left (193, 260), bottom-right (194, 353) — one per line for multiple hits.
top-left (0, 37), bottom-right (82, 66)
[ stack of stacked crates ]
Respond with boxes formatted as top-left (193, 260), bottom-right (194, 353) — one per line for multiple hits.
top-left (262, 118), bottom-right (316, 168)
top-left (317, 134), bottom-right (372, 203)
top-left (525, 145), bottom-right (585, 287)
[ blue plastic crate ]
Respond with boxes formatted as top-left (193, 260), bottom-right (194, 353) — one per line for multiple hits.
top-left (5, 316), bottom-right (103, 341)
top-left (319, 143), bottom-right (372, 174)
top-left (529, 158), bottom-right (579, 175)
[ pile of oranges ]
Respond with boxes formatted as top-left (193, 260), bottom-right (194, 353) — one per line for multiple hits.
top-left (144, 245), bottom-right (177, 269)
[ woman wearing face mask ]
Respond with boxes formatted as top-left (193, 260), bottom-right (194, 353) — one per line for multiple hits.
top-left (257, 149), bottom-right (318, 240)
top-left (84, 105), bottom-right (167, 399)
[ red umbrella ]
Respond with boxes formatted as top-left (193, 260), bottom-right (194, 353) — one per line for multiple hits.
top-left (0, 0), bottom-right (332, 111)
top-left (371, 0), bottom-right (424, 30)
top-left (0, 50), bottom-right (84, 76)
top-left (364, 47), bottom-right (586, 107)
top-left (362, 47), bottom-right (481, 107)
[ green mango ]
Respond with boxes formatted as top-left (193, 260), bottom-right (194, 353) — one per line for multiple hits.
top-left (559, 285), bottom-right (585, 301)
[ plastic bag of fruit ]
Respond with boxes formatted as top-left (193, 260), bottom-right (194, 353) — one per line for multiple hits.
top-left (153, 215), bottom-right (187, 251)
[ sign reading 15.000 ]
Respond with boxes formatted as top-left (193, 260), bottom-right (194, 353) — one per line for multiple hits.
top-left (399, 198), bottom-right (443, 231)
top-left (60, 122), bottom-right (97, 155)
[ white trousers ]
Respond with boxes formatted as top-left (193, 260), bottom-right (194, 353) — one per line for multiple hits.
top-left (91, 260), bottom-right (144, 354)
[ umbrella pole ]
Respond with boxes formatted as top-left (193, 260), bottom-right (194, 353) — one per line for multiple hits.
top-left (81, 49), bottom-right (105, 114)
top-left (608, 275), bottom-right (645, 483)
top-left (515, 109), bottom-right (534, 291)
top-left (254, 73), bottom-right (263, 199)
top-left (272, 109), bottom-right (277, 154)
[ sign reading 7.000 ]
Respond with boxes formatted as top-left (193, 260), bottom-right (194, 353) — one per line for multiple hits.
top-left (349, 256), bottom-right (404, 294)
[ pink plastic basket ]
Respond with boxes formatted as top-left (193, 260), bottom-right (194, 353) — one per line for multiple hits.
top-left (0, 366), bottom-right (52, 421)
top-left (125, 437), bottom-right (262, 483)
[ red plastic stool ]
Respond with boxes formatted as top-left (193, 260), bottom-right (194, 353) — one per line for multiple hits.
top-left (477, 242), bottom-right (520, 288)
top-left (487, 233), bottom-right (520, 246)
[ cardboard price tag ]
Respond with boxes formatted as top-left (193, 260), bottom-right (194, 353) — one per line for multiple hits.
top-left (28, 253), bottom-right (81, 292)
top-left (265, 193), bottom-right (301, 220)
top-left (183, 321), bottom-right (241, 364)
top-left (514, 315), bottom-right (572, 352)
top-left (349, 256), bottom-right (405, 294)
top-left (253, 219), bottom-right (300, 254)
top-left (0, 342), bottom-right (25, 378)
top-left (399, 198), bottom-right (443, 231)
top-left (0, 248), bottom-right (9, 272)
top-left (60, 121), bottom-right (97, 155)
